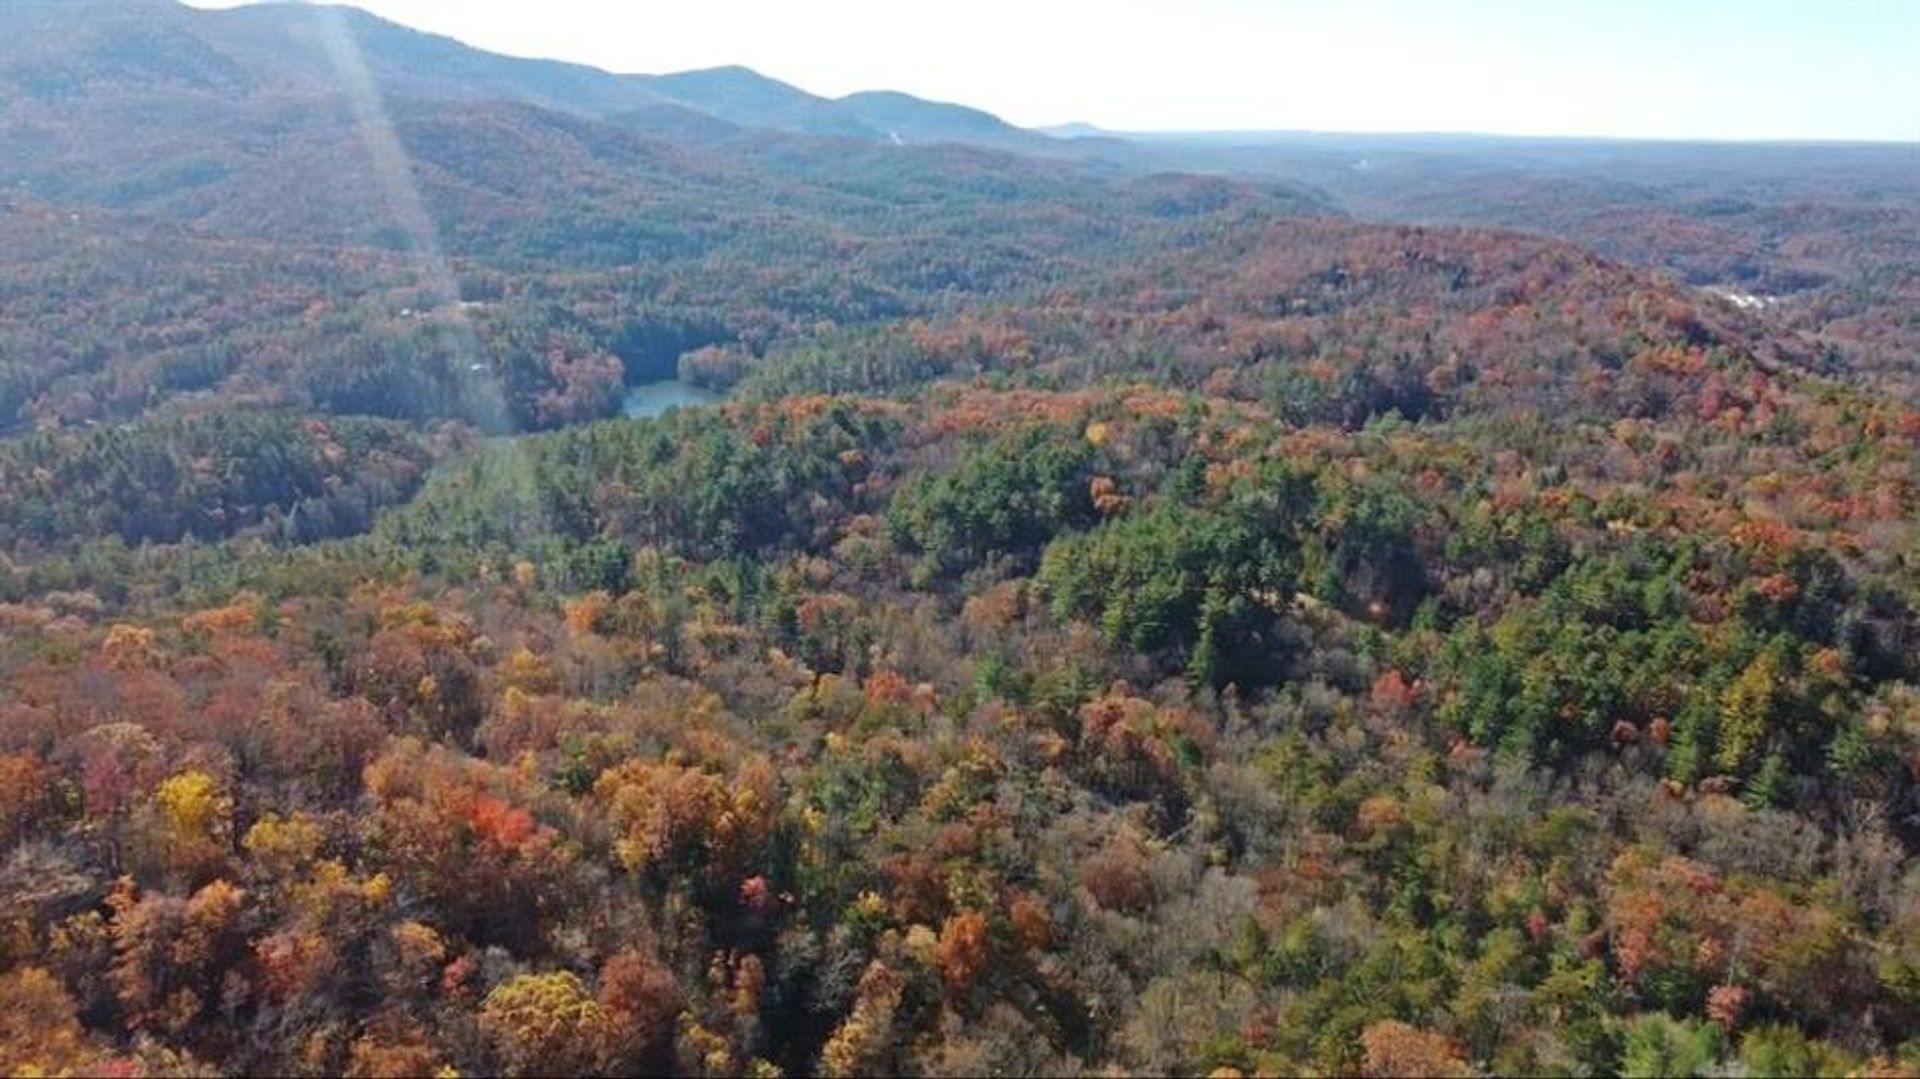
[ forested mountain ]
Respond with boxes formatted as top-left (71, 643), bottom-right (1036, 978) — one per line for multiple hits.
top-left (0, 0), bottom-right (1084, 220)
top-left (1120, 132), bottom-right (1920, 400)
top-left (0, 3), bottom-right (1916, 1077)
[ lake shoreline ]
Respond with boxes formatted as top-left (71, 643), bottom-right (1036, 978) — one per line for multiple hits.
top-left (621, 378), bottom-right (724, 420)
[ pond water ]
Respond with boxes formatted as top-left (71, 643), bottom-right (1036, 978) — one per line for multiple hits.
top-left (621, 379), bottom-right (723, 419)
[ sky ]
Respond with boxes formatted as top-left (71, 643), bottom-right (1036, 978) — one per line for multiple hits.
top-left (183, 0), bottom-right (1920, 141)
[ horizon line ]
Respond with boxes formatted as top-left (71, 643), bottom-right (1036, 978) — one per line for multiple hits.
top-left (178, 0), bottom-right (1920, 147)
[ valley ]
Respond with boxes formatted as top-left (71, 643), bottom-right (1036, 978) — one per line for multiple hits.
top-left (0, 4), bottom-right (1915, 1076)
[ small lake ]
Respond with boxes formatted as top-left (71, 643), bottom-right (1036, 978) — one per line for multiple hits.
top-left (621, 379), bottom-right (723, 420)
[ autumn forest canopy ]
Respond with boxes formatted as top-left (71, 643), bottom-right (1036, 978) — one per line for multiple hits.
top-left (0, 2), bottom-right (1918, 1076)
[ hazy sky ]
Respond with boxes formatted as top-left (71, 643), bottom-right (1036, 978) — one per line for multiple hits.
top-left (185, 0), bottom-right (1920, 141)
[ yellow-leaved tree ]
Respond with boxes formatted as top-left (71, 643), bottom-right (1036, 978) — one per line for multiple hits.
top-left (480, 971), bottom-right (610, 1077)
top-left (1717, 650), bottom-right (1781, 773)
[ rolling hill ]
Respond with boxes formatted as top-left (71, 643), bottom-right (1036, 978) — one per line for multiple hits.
top-left (1, 6), bottom-right (1919, 1077)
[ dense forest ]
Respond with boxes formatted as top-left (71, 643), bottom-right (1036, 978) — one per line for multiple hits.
top-left (1, 3), bottom-right (1918, 1076)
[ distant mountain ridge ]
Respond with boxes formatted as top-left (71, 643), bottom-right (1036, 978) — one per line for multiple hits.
top-left (0, 0), bottom-right (1170, 234)
top-left (0, 1), bottom-right (1050, 150)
